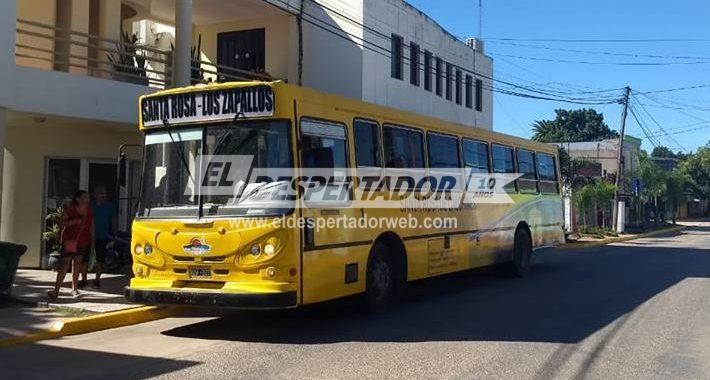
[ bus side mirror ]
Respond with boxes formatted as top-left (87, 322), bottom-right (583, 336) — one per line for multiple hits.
top-left (118, 153), bottom-right (127, 188)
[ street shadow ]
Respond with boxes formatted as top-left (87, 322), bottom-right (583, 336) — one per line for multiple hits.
top-left (163, 227), bottom-right (710, 345)
top-left (1, 344), bottom-right (199, 379)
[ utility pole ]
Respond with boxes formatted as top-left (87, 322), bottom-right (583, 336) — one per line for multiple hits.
top-left (612, 86), bottom-right (631, 232)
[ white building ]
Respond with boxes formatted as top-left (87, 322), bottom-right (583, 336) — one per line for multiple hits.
top-left (1, 0), bottom-right (494, 268)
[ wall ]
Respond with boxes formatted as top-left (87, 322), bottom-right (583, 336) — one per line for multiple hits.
top-left (194, 14), bottom-right (297, 83)
top-left (361, 0), bottom-right (493, 129)
top-left (301, 0), bottom-right (364, 100)
top-left (1, 120), bottom-right (142, 268)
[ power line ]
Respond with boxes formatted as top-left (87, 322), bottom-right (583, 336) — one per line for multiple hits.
top-left (628, 104), bottom-right (660, 148)
top-left (490, 53), bottom-right (710, 66)
top-left (266, 0), bottom-right (623, 105)
top-left (486, 40), bottom-right (710, 61)
top-left (631, 94), bottom-right (686, 151)
top-left (484, 37), bottom-right (710, 43)
top-left (638, 83), bottom-right (710, 94)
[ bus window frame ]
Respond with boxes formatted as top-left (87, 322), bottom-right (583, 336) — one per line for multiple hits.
top-left (461, 138), bottom-right (491, 174)
top-left (427, 130), bottom-right (464, 191)
top-left (491, 142), bottom-right (518, 193)
top-left (426, 131), bottom-right (462, 169)
top-left (353, 118), bottom-right (383, 169)
top-left (536, 151), bottom-right (561, 195)
top-left (516, 148), bottom-right (539, 194)
top-left (299, 116), bottom-right (353, 205)
top-left (382, 123), bottom-right (427, 191)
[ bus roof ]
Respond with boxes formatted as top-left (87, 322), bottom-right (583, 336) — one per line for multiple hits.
top-left (139, 80), bottom-right (557, 155)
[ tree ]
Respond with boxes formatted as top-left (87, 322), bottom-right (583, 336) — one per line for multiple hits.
top-left (651, 146), bottom-right (678, 158)
top-left (532, 109), bottom-right (619, 143)
top-left (680, 143), bottom-right (710, 201)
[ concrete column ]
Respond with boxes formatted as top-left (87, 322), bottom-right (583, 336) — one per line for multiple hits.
top-left (173, 0), bottom-right (193, 87)
top-left (0, 0), bottom-right (17, 108)
top-left (69, 0), bottom-right (90, 75)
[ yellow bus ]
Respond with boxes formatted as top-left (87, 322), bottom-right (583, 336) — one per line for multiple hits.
top-left (125, 80), bottom-right (564, 310)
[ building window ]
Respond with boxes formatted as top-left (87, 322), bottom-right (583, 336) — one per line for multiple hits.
top-left (354, 120), bottom-right (381, 167)
top-left (435, 58), bottom-right (443, 96)
top-left (465, 75), bottom-right (473, 108)
top-left (410, 42), bottom-right (420, 86)
top-left (424, 51), bottom-right (432, 91)
top-left (391, 34), bottom-right (403, 80)
top-left (445, 63), bottom-right (453, 101)
top-left (475, 78), bottom-right (483, 111)
top-left (455, 69), bottom-right (462, 105)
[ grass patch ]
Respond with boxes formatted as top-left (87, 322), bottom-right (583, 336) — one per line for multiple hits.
top-left (48, 306), bottom-right (97, 318)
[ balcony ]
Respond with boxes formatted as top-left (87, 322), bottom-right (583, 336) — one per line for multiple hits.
top-left (15, 17), bottom-right (275, 90)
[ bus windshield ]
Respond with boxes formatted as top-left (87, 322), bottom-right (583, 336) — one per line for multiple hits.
top-left (138, 120), bottom-right (293, 218)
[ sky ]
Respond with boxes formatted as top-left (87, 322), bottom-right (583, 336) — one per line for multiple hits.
top-left (406, 0), bottom-right (710, 153)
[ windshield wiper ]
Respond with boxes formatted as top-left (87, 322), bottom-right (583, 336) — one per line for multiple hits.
top-left (162, 118), bottom-right (195, 183)
top-left (212, 111), bottom-right (246, 155)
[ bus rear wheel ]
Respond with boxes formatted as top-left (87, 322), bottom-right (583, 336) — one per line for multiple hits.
top-left (365, 243), bottom-right (397, 312)
top-left (512, 227), bottom-right (532, 277)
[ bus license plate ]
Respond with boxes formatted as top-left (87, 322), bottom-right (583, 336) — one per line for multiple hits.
top-left (189, 267), bottom-right (211, 279)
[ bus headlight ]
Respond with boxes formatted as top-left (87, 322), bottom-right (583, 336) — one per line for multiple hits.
top-left (134, 244), bottom-right (144, 255)
top-left (144, 244), bottom-right (153, 255)
top-left (263, 242), bottom-right (276, 256)
top-left (250, 244), bottom-right (261, 256)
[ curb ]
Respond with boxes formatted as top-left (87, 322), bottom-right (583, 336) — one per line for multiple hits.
top-left (559, 225), bottom-right (686, 250)
top-left (0, 305), bottom-right (179, 348)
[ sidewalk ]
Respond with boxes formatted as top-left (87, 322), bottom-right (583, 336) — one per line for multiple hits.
top-left (1, 269), bottom-right (143, 342)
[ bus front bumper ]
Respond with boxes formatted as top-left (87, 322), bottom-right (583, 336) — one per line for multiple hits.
top-left (125, 278), bottom-right (298, 309)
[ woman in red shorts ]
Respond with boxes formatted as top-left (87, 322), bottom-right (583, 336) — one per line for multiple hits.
top-left (48, 190), bottom-right (94, 299)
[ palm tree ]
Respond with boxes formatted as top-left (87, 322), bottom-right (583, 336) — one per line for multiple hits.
top-left (531, 120), bottom-right (561, 142)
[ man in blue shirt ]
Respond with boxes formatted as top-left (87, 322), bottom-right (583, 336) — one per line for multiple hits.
top-left (90, 185), bottom-right (117, 288)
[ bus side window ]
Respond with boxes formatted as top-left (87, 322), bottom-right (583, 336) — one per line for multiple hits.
top-left (516, 149), bottom-right (538, 194)
top-left (354, 119), bottom-right (381, 168)
top-left (492, 144), bottom-right (517, 193)
top-left (428, 132), bottom-right (462, 191)
top-left (462, 139), bottom-right (490, 173)
top-left (536, 153), bottom-right (559, 194)
top-left (300, 118), bottom-right (350, 204)
top-left (383, 125), bottom-right (424, 169)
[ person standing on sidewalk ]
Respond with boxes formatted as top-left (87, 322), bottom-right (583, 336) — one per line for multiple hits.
top-left (87, 185), bottom-right (117, 289)
top-left (48, 190), bottom-right (94, 299)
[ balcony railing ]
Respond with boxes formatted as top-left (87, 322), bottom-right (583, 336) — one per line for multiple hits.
top-left (15, 18), bottom-right (274, 89)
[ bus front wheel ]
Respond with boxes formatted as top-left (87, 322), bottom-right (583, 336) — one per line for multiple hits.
top-left (365, 243), bottom-right (398, 312)
top-left (512, 227), bottom-right (532, 277)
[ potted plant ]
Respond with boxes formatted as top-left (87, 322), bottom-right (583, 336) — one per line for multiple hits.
top-left (43, 205), bottom-right (64, 270)
top-left (107, 32), bottom-right (149, 86)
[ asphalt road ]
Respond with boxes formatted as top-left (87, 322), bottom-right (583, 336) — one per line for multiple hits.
top-left (3, 221), bottom-right (710, 380)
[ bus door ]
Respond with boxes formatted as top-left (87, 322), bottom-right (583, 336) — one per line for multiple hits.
top-left (298, 117), bottom-right (363, 302)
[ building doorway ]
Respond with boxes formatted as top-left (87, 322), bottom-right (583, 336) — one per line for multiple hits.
top-left (42, 158), bottom-right (119, 268)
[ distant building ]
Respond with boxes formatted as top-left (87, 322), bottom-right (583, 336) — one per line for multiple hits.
top-left (651, 156), bottom-right (680, 172)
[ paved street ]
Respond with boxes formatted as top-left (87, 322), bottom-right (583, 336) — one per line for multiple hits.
top-left (2, 222), bottom-right (709, 379)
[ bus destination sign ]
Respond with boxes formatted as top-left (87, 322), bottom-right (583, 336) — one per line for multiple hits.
top-left (141, 85), bottom-right (274, 127)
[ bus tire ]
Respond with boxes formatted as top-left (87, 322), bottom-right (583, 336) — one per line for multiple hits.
top-left (512, 226), bottom-right (533, 277)
top-left (365, 243), bottom-right (397, 312)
